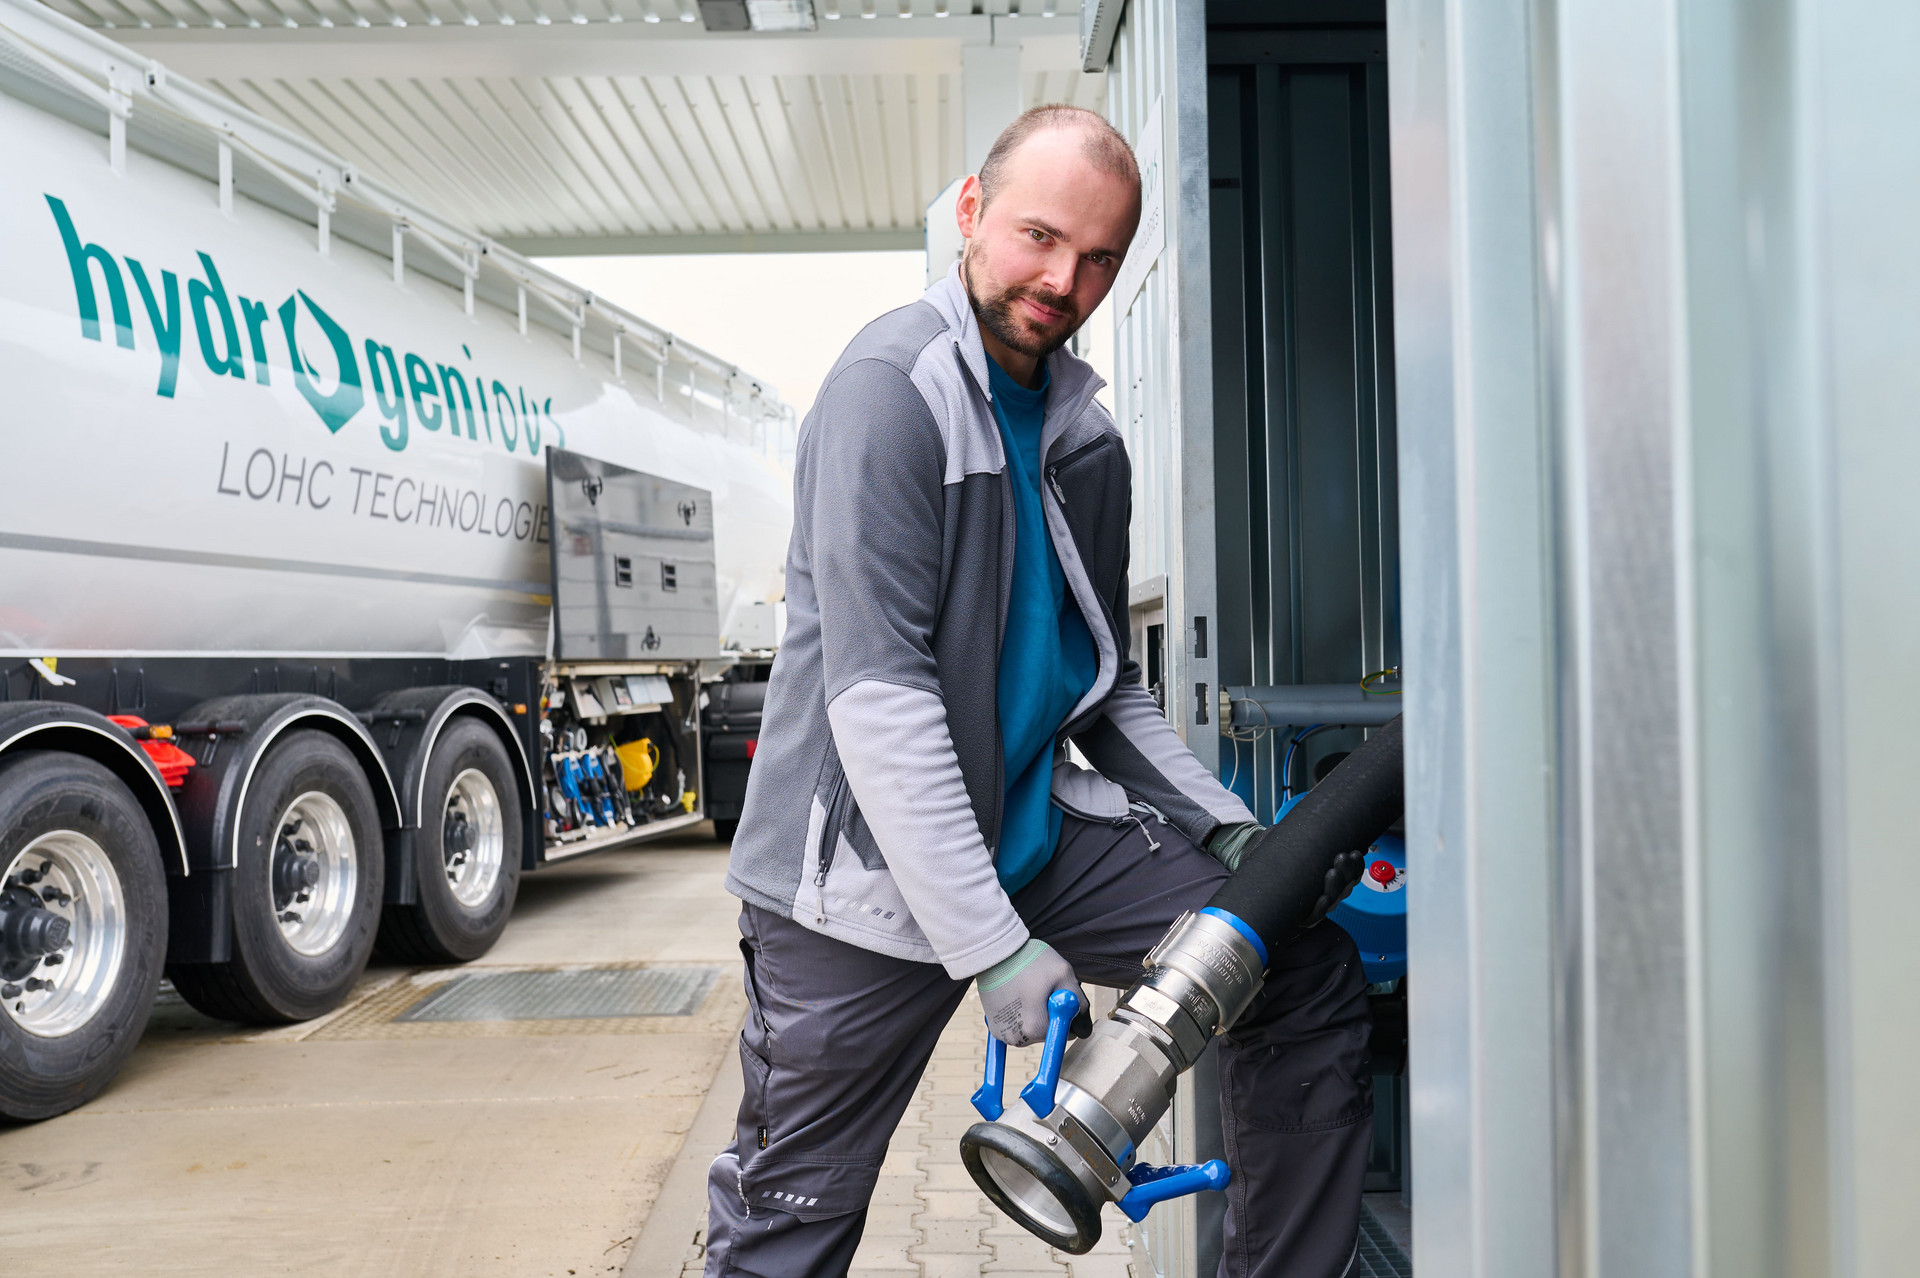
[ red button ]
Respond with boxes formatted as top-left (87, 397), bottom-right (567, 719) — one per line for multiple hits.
top-left (1368, 860), bottom-right (1397, 885)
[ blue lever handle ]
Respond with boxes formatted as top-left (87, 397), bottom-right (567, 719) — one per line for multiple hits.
top-left (1018, 987), bottom-right (1084, 1118)
top-left (1116, 1159), bottom-right (1232, 1223)
top-left (971, 1019), bottom-right (1007, 1121)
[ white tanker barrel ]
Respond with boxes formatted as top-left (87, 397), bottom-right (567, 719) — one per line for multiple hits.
top-left (0, 90), bottom-right (792, 662)
top-left (0, 3), bottom-right (800, 1123)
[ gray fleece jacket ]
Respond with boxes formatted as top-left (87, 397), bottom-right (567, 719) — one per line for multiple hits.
top-left (725, 266), bottom-right (1255, 978)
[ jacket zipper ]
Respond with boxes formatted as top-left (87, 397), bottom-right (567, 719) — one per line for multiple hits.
top-left (1047, 466), bottom-right (1067, 505)
top-left (813, 845), bottom-right (829, 925)
top-left (814, 769), bottom-right (847, 925)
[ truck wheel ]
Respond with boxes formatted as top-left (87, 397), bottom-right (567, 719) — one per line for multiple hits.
top-left (378, 719), bottom-right (522, 964)
top-left (0, 751), bottom-right (167, 1121)
top-left (171, 731), bottom-right (383, 1024)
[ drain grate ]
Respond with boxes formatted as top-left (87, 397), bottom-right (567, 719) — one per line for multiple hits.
top-left (1356, 1201), bottom-right (1412, 1277)
top-left (396, 966), bottom-right (721, 1023)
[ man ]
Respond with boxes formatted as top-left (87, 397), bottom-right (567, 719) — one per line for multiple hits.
top-left (708, 106), bottom-right (1372, 1277)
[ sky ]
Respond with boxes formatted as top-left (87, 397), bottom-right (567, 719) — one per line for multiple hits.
top-left (538, 250), bottom-right (1117, 423)
top-left (537, 251), bottom-right (926, 422)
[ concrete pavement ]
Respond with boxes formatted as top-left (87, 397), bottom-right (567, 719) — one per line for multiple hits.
top-left (0, 833), bottom-right (743, 1277)
top-left (1, 829), bottom-right (1144, 1277)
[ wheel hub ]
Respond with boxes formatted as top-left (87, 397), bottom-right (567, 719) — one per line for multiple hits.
top-left (269, 793), bottom-right (357, 957)
top-left (442, 769), bottom-right (504, 908)
top-left (443, 812), bottom-right (473, 869)
top-left (0, 884), bottom-right (71, 976)
top-left (1, 831), bottom-right (127, 1037)
top-left (272, 826), bottom-right (323, 910)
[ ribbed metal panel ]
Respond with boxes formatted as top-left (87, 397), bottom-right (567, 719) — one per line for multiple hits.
top-left (204, 70), bottom-right (971, 243)
top-left (46, 0), bottom-right (1081, 27)
top-left (41, 0), bottom-right (1106, 250)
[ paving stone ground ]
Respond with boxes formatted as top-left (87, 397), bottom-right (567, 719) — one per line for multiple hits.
top-left (680, 990), bottom-right (1139, 1278)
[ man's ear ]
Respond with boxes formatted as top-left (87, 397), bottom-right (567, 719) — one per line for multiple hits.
top-left (955, 174), bottom-right (983, 240)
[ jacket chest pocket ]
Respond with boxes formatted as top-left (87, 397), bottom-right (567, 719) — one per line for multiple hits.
top-left (1048, 440), bottom-right (1128, 599)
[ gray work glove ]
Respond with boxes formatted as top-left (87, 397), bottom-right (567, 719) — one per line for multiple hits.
top-left (1206, 820), bottom-right (1265, 872)
top-left (1207, 820), bottom-right (1365, 929)
top-left (976, 939), bottom-right (1089, 1048)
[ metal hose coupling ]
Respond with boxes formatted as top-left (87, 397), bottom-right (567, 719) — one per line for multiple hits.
top-left (958, 715), bottom-right (1405, 1253)
top-left (957, 908), bottom-right (1264, 1253)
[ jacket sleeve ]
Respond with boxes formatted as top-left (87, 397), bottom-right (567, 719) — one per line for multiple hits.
top-left (806, 357), bottom-right (1029, 979)
top-left (1070, 523), bottom-right (1255, 845)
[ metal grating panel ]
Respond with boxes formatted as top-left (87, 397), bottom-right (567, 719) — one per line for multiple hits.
top-left (1355, 1202), bottom-right (1412, 1278)
top-left (397, 965), bottom-right (720, 1021)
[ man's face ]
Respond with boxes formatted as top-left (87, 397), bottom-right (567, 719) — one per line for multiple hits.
top-left (957, 128), bottom-right (1141, 362)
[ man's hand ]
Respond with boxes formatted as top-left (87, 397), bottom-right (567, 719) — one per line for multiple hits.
top-left (1206, 821), bottom-right (1265, 872)
top-left (1210, 821), bottom-right (1366, 929)
top-left (976, 940), bottom-right (1088, 1047)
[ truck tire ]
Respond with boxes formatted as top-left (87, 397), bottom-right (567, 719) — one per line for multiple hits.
top-left (0, 751), bottom-right (168, 1121)
top-left (171, 731), bottom-right (383, 1024)
top-left (378, 719), bottom-right (523, 964)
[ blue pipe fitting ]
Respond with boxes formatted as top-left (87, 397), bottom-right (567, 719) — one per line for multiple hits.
top-left (971, 1023), bottom-right (1007, 1121)
top-left (1019, 987), bottom-right (1084, 1118)
top-left (1115, 1159), bottom-right (1232, 1223)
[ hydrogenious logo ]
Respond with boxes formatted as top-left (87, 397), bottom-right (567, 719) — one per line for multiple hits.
top-left (281, 289), bottom-right (361, 433)
top-left (45, 193), bottom-right (563, 456)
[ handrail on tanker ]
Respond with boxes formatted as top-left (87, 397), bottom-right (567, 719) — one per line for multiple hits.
top-left (0, 0), bottom-right (794, 443)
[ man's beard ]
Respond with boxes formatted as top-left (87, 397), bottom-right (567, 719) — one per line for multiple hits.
top-left (962, 248), bottom-right (1081, 360)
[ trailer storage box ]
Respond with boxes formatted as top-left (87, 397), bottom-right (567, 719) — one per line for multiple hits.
top-left (547, 448), bottom-right (720, 663)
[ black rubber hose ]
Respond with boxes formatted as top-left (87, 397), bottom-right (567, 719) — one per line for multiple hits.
top-left (1204, 714), bottom-right (1404, 957)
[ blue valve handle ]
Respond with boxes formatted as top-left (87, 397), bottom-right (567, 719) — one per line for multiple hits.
top-left (970, 1021), bottom-right (1007, 1121)
top-left (1019, 987), bottom-right (1084, 1118)
top-left (1116, 1159), bottom-right (1232, 1223)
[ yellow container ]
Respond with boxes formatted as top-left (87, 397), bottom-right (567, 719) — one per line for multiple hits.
top-left (613, 738), bottom-right (658, 793)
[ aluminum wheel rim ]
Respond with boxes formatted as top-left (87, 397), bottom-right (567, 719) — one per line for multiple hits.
top-left (2, 831), bottom-right (127, 1038)
top-left (272, 792), bottom-right (357, 957)
top-left (442, 768), bottom-right (504, 908)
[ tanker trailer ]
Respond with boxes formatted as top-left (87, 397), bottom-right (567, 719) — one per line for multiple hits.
top-left (0, 0), bottom-right (793, 1119)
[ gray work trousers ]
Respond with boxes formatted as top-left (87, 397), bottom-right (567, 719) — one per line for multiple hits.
top-left (704, 811), bottom-right (1374, 1278)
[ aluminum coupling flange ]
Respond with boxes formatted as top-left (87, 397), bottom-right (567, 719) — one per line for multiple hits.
top-left (1122, 909), bottom-right (1267, 1070)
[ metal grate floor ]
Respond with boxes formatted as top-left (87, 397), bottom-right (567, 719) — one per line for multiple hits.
top-left (1356, 1201), bottom-right (1413, 1278)
top-left (396, 966), bottom-right (720, 1023)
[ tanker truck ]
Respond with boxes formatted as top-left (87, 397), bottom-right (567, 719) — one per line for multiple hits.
top-left (0, 0), bottom-right (793, 1119)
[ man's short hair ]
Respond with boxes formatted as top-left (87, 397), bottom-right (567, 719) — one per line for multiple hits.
top-left (978, 105), bottom-right (1140, 210)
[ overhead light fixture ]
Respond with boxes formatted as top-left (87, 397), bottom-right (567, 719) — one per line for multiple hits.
top-left (697, 0), bottom-right (818, 29)
top-left (748, 0), bottom-right (818, 26)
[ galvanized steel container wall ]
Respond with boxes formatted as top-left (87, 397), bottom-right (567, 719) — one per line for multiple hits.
top-left (1103, 3), bottom-right (1222, 1274)
top-left (1391, 0), bottom-right (1920, 1274)
top-left (1105, 0), bottom-right (1221, 772)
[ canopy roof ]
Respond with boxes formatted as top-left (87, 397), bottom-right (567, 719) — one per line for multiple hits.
top-left (48, 0), bottom-right (1105, 253)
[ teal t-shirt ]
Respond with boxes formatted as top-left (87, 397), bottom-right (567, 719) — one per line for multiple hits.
top-left (988, 356), bottom-right (1099, 894)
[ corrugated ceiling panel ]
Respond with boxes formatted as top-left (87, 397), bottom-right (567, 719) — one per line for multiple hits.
top-left (151, 63), bottom-right (1094, 244)
top-left (58, 0), bottom-right (1075, 32)
top-left (58, 4), bottom-right (1108, 249)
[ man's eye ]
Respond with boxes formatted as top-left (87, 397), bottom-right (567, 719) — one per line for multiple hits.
top-left (1028, 228), bottom-right (1049, 243)
top-left (1088, 253), bottom-right (1111, 267)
